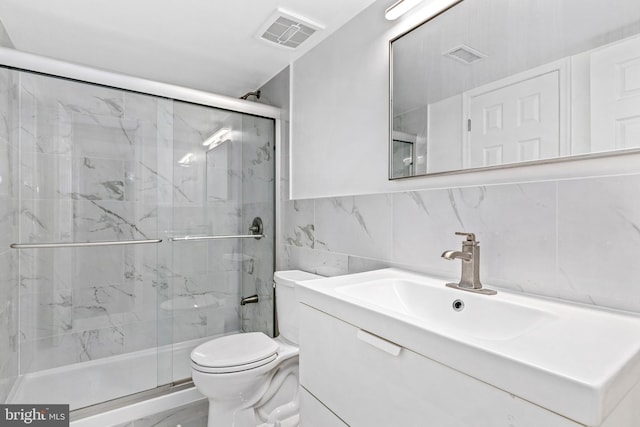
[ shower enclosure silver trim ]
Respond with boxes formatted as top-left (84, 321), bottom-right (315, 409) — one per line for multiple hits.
top-left (70, 380), bottom-right (197, 422)
top-left (10, 239), bottom-right (163, 249)
top-left (0, 47), bottom-right (280, 120)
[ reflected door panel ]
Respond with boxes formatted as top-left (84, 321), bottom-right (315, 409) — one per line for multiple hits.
top-left (467, 71), bottom-right (560, 168)
top-left (591, 34), bottom-right (640, 151)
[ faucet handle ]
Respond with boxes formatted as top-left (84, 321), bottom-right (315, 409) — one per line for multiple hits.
top-left (455, 231), bottom-right (476, 242)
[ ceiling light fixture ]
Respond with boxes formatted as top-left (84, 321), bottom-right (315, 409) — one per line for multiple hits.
top-left (385, 0), bottom-right (459, 21)
top-left (202, 127), bottom-right (230, 147)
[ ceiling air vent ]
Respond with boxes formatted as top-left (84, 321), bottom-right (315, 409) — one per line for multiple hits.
top-left (258, 9), bottom-right (323, 49)
top-left (443, 44), bottom-right (488, 64)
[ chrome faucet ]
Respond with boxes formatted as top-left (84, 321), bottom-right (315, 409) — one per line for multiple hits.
top-left (441, 232), bottom-right (497, 295)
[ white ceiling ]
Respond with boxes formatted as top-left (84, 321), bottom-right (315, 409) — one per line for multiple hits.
top-left (0, 0), bottom-right (378, 97)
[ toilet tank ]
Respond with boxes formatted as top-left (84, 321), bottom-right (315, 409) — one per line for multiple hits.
top-left (274, 270), bottom-right (322, 344)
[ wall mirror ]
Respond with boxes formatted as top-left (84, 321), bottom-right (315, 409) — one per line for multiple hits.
top-left (390, 0), bottom-right (640, 179)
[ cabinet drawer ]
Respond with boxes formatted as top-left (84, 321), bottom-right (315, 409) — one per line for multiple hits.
top-left (299, 303), bottom-right (582, 427)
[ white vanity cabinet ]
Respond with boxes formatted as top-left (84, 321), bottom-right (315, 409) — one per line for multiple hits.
top-left (296, 268), bottom-right (640, 427)
top-left (298, 303), bottom-right (640, 427)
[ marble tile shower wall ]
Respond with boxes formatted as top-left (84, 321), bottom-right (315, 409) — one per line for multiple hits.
top-left (240, 114), bottom-right (275, 335)
top-left (0, 67), bottom-right (18, 401)
top-left (280, 176), bottom-right (640, 315)
top-left (168, 101), bottom-right (244, 354)
top-left (5, 71), bottom-right (274, 378)
top-left (16, 73), bottom-right (167, 373)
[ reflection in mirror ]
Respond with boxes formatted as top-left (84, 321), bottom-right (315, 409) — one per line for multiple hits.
top-left (392, 130), bottom-right (417, 177)
top-left (390, 0), bottom-right (640, 179)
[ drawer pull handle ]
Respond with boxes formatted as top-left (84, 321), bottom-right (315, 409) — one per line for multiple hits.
top-left (356, 330), bottom-right (402, 356)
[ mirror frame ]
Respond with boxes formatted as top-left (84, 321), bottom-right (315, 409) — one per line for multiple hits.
top-left (388, 0), bottom-right (640, 181)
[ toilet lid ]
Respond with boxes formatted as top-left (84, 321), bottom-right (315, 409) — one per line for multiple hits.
top-left (191, 353), bottom-right (278, 374)
top-left (190, 332), bottom-right (278, 368)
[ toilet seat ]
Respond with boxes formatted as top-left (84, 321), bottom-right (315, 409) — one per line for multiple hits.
top-left (192, 353), bottom-right (278, 374)
top-left (191, 332), bottom-right (279, 374)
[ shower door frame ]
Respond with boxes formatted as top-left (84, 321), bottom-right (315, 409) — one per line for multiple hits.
top-left (0, 46), bottom-right (282, 418)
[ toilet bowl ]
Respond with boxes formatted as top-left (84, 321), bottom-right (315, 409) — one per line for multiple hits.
top-left (190, 270), bottom-right (321, 427)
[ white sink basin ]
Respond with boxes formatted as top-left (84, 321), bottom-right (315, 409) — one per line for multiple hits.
top-left (336, 278), bottom-right (554, 341)
top-left (296, 268), bottom-right (640, 426)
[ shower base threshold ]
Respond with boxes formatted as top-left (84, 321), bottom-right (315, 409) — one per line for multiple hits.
top-left (70, 382), bottom-right (205, 427)
top-left (7, 333), bottom-right (233, 412)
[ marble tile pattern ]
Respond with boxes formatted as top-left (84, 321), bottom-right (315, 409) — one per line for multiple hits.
top-left (16, 75), bottom-right (168, 375)
top-left (7, 71), bottom-right (276, 381)
top-left (0, 18), bottom-right (14, 49)
top-left (258, 64), bottom-right (640, 330)
top-left (0, 67), bottom-right (18, 401)
top-left (240, 114), bottom-right (276, 335)
top-left (279, 174), bottom-right (640, 314)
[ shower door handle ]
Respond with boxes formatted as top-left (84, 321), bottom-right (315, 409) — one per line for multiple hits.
top-left (170, 217), bottom-right (265, 242)
top-left (10, 238), bottom-right (162, 249)
top-left (169, 234), bottom-right (264, 241)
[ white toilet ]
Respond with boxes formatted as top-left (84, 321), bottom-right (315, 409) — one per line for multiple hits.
top-left (191, 270), bottom-right (321, 427)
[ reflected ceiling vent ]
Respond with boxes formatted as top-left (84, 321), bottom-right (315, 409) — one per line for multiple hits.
top-left (443, 44), bottom-right (487, 64)
top-left (257, 9), bottom-right (324, 49)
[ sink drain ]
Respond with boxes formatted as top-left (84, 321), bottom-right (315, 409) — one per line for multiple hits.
top-left (452, 299), bottom-right (465, 311)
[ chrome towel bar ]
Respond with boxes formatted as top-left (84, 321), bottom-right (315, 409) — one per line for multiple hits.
top-left (169, 234), bottom-right (264, 242)
top-left (10, 239), bottom-right (162, 249)
top-left (170, 216), bottom-right (264, 242)
top-left (10, 218), bottom-right (265, 247)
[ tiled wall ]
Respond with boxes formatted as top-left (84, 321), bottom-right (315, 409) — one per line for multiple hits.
top-left (4, 68), bottom-right (275, 389)
top-left (261, 66), bottom-right (640, 316)
top-left (0, 65), bottom-right (18, 402)
top-left (17, 73), bottom-right (165, 374)
top-left (0, 18), bottom-right (14, 49)
top-left (280, 178), bottom-right (640, 314)
top-left (239, 113), bottom-right (276, 335)
top-left (166, 100), bottom-right (245, 365)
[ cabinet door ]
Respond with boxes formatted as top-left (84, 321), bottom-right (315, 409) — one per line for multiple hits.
top-left (299, 304), bottom-right (583, 427)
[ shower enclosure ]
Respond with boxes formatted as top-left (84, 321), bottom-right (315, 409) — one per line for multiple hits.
top-left (0, 50), bottom-right (277, 411)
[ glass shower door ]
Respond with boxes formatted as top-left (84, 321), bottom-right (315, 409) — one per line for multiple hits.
top-left (165, 101), bottom-right (275, 383)
top-left (5, 66), bottom-right (276, 410)
top-left (13, 71), bottom-right (163, 409)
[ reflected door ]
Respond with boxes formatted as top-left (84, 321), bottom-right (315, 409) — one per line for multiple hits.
top-left (466, 70), bottom-right (561, 168)
top-left (591, 34), bottom-right (640, 151)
